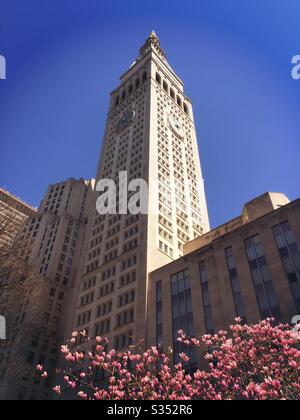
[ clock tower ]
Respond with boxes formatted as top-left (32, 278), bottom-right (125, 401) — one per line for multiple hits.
top-left (72, 32), bottom-right (210, 347)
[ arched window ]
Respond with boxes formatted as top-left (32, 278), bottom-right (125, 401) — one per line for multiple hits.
top-left (135, 78), bottom-right (140, 89)
top-left (183, 103), bottom-right (189, 115)
top-left (177, 96), bottom-right (182, 108)
top-left (115, 96), bottom-right (120, 106)
top-left (156, 73), bottom-right (161, 85)
top-left (142, 72), bottom-right (147, 82)
top-left (122, 90), bottom-right (126, 101)
top-left (163, 81), bottom-right (168, 93)
top-left (129, 84), bottom-right (133, 94)
top-left (170, 88), bottom-right (175, 100)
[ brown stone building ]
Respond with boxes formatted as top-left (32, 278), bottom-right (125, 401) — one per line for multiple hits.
top-left (0, 178), bottom-right (94, 400)
top-left (0, 188), bottom-right (36, 252)
top-left (147, 193), bottom-right (300, 369)
top-left (0, 188), bottom-right (36, 355)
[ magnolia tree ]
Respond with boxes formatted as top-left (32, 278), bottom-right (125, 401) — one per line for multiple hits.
top-left (37, 318), bottom-right (300, 400)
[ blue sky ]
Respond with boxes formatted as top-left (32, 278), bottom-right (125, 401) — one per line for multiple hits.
top-left (0, 0), bottom-right (299, 228)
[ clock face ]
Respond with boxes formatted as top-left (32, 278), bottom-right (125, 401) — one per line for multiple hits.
top-left (117, 110), bottom-right (135, 132)
top-left (168, 114), bottom-right (185, 139)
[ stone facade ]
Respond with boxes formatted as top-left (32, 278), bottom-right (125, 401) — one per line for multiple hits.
top-left (0, 188), bottom-right (36, 251)
top-left (1, 33), bottom-right (297, 399)
top-left (69, 32), bottom-right (210, 352)
top-left (147, 193), bottom-right (300, 369)
top-left (0, 178), bottom-right (94, 400)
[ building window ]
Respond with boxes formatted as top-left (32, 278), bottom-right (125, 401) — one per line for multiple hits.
top-left (156, 73), bottom-right (161, 85)
top-left (225, 247), bottom-right (247, 324)
top-left (163, 81), bottom-right (168, 93)
top-left (171, 269), bottom-right (196, 369)
top-left (114, 331), bottom-right (133, 350)
top-left (177, 96), bottom-right (182, 108)
top-left (159, 240), bottom-right (174, 258)
top-left (199, 262), bottom-right (214, 335)
top-left (183, 103), bottom-right (189, 115)
top-left (156, 281), bottom-right (163, 348)
top-left (272, 221), bottom-right (300, 312)
top-left (95, 319), bottom-right (111, 336)
top-left (245, 234), bottom-right (281, 320)
top-left (142, 71), bottom-right (147, 82)
top-left (170, 88), bottom-right (175, 100)
top-left (116, 308), bottom-right (134, 328)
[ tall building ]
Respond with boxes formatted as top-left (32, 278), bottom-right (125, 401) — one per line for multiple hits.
top-left (0, 188), bottom-right (36, 252)
top-left (0, 178), bottom-right (94, 400)
top-left (71, 32), bottom-right (210, 349)
top-left (147, 193), bottom-right (300, 369)
top-left (0, 188), bottom-right (36, 349)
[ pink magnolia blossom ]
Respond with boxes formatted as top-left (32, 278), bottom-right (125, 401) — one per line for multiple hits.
top-left (179, 353), bottom-right (190, 363)
top-left (53, 386), bottom-right (61, 396)
top-left (37, 319), bottom-right (300, 401)
top-left (78, 392), bottom-right (88, 400)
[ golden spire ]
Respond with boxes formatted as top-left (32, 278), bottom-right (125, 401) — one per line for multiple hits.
top-left (150, 30), bottom-right (158, 39)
